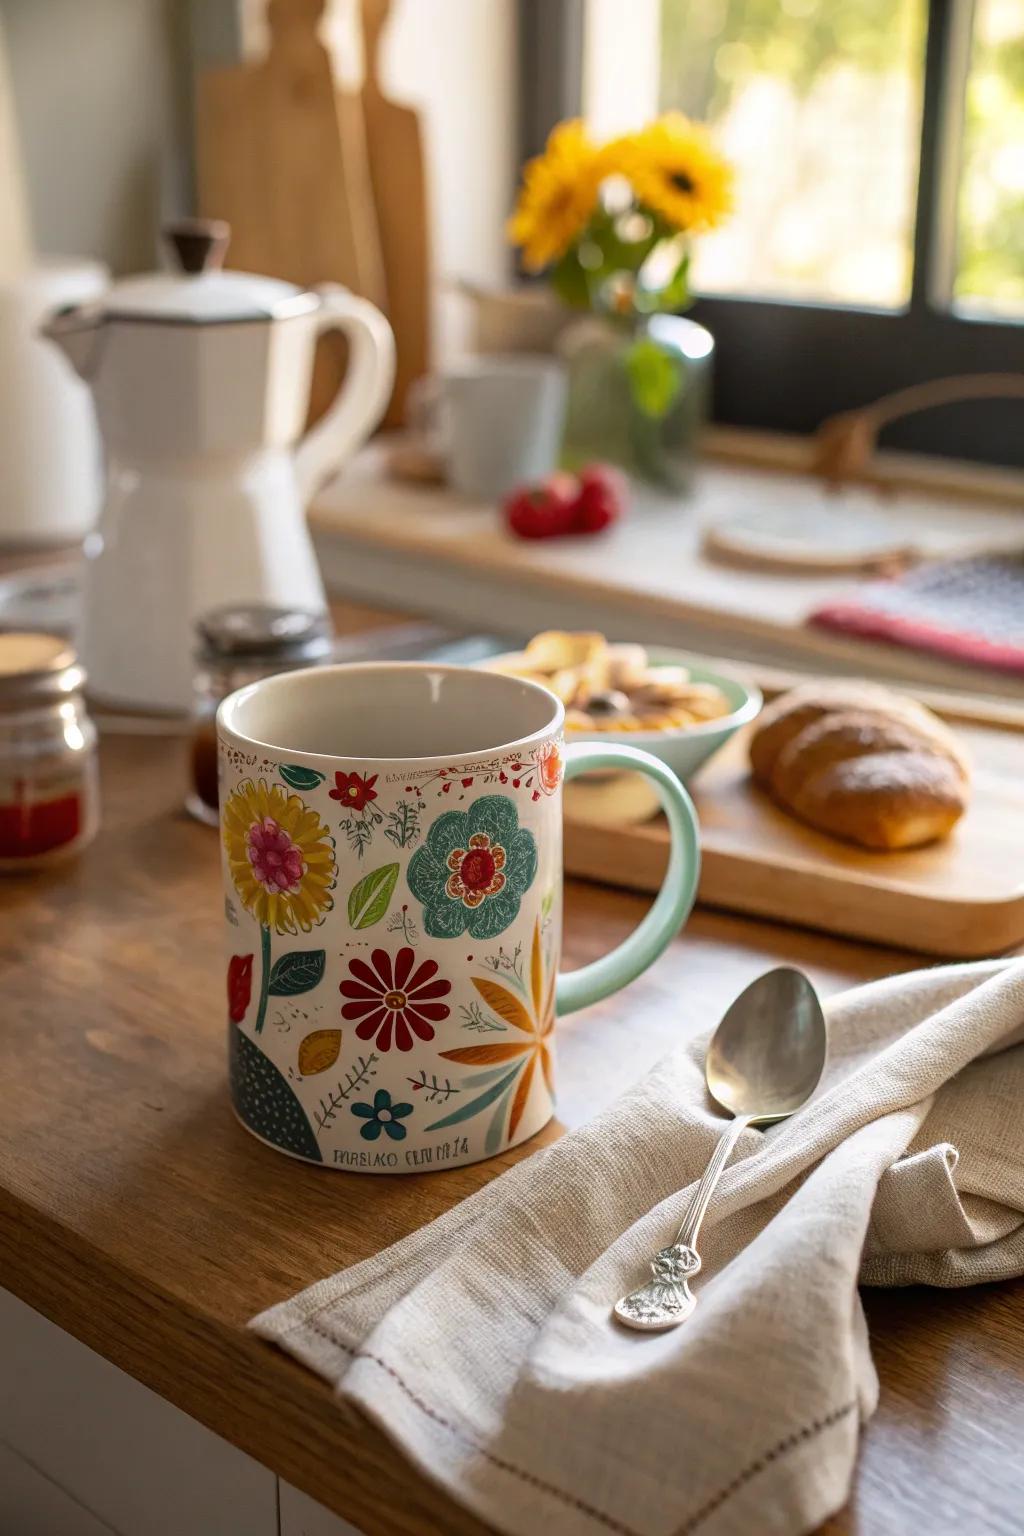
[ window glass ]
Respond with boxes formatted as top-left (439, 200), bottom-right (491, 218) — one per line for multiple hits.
top-left (954, 0), bottom-right (1024, 318)
top-left (585, 0), bottom-right (929, 307)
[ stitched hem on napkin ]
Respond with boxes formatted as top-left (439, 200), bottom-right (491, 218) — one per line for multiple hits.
top-left (268, 1311), bottom-right (861, 1536)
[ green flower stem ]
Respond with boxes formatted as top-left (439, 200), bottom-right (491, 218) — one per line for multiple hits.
top-left (254, 924), bottom-right (272, 1035)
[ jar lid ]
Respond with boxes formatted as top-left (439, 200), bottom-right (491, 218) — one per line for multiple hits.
top-left (0, 631), bottom-right (85, 707)
top-left (197, 605), bottom-right (333, 665)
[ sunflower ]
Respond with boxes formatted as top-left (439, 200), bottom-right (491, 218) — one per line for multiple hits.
top-left (616, 113), bottom-right (733, 234)
top-left (222, 777), bottom-right (336, 935)
top-left (507, 118), bottom-right (605, 271)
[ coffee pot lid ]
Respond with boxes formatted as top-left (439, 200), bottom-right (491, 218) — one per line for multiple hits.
top-left (96, 220), bottom-right (318, 325)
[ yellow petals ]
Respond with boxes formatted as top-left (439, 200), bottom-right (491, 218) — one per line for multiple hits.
top-left (507, 119), bottom-right (605, 271)
top-left (614, 113), bottom-right (733, 234)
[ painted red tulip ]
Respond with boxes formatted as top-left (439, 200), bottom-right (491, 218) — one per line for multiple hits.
top-left (227, 953), bottom-right (254, 1023)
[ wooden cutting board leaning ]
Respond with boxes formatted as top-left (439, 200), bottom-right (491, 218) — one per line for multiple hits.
top-left (361, 0), bottom-right (431, 427)
top-left (196, 0), bottom-right (387, 421)
top-left (196, 0), bottom-right (431, 427)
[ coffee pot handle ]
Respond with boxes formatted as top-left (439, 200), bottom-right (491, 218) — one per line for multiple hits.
top-left (294, 284), bottom-right (396, 503)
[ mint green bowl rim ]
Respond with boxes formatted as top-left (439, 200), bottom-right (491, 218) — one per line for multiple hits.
top-left (482, 647), bottom-right (762, 747)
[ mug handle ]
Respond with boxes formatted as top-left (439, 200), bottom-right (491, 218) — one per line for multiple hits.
top-left (294, 284), bottom-right (397, 503)
top-left (556, 742), bottom-right (701, 1016)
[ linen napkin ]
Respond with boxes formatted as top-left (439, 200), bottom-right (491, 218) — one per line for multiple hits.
top-left (252, 959), bottom-right (1024, 1536)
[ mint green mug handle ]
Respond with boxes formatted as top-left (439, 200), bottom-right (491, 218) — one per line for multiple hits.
top-left (556, 742), bottom-right (701, 1016)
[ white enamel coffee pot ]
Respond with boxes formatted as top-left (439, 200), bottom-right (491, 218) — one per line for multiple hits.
top-left (42, 220), bottom-right (395, 710)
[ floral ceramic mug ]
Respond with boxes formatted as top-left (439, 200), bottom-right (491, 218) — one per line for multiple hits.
top-left (218, 662), bottom-right (700, 1172)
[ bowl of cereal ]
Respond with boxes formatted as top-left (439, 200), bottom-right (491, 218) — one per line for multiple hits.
top-left (483, 632), bottom-right (761, 783)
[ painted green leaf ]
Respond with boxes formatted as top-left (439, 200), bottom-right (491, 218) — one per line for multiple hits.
top-left (425, 1063), bottom-right (521, 1133)
top-left (278, 763), bottom-right (326, 791)
top-left (347, 862), bottom-right (399, 930)
top-left (624, 336), bottom-right (682, 420)
top-left (268, 948), bottom-right (325, 996)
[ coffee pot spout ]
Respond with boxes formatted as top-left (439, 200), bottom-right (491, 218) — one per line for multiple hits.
top-left (40, 303), bottom-right (105, 382)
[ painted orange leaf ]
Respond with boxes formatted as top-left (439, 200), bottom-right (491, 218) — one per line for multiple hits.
top-left (298, 1029), bottom-right (342, 1075)
top-left (439, 922), bottom-right (558, 1142)
top-left (471, 976), bottom-right (533, 1034)
top-left (507, 1053), bottom-right (537, 1139)
top-left (441, 1041), bottom-right (530, 1066)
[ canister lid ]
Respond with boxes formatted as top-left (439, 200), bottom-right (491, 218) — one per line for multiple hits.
top-left (0, 632), bottom-right (85, 707)
top-left (197, 605), bottom-right (333, 666)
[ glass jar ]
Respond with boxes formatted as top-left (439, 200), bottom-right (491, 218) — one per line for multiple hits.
top-left (187, 604), bottom-right (333, 826)
top-left (0, 632), bottom-right (99, 871)
top-left (559, 313), bottom-right (714, 493)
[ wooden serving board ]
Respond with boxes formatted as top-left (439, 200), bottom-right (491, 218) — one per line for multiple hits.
top-left (564, 721), bottom-right (1024, 958)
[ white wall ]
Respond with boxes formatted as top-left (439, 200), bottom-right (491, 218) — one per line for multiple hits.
top-left (1, 0), bottom-right (189, 273)
top-left (4, 0), bottom-right (516, 294)
top-left (323, 0), bottom-right (517, 291)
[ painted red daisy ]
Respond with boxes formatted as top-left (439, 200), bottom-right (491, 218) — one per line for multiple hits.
top-left (329, 771), bottom-right (378, 811)
top-left (340, 947), bottom-right (452, 1052)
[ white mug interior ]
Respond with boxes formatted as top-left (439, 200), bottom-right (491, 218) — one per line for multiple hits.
top-left (219, 661), bottom-right (563, 762)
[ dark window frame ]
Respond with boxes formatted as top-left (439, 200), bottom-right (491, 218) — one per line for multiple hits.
top-left (518, 0), bottom-right (1024, 469)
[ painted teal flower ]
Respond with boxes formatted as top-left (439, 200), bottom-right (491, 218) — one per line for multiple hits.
top-left (351, 1088), bottom-right (413, 1142)
top-left (407, 795), bottom-right (538, 940)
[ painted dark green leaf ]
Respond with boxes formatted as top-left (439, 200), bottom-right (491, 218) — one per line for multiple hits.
top-left (229, 1022), bottom-right (321, 1162)
top-left (347, 862), bottom-right (400, 930)
top-left (268, 948), bottom-right (326, 996)
top-left (278, 763), bottom-right (326, 791)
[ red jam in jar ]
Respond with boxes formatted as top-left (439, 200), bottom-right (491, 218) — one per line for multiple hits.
top-left (0, 632), bottom-right (99, 871)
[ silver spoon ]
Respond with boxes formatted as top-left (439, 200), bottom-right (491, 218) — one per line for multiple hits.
top-left (614, 967), bottom-right (827, 1332)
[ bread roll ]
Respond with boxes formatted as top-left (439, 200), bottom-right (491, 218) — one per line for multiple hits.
top-left (749, 684), bottom-right (970, 850)
top-left (750, 681), bottom-right (968, 784)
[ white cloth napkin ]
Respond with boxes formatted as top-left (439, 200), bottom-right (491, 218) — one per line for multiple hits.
top-left (252, 960), bottom-right (1024, 1536)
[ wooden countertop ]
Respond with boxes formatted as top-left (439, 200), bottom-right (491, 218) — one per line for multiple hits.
top-left (2, 727), bottom-right (1023, 1533)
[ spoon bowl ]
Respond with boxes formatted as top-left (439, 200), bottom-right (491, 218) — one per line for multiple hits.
top-left (706, 967), bottom-right (828, 1124)
top-left (614, 966), bottom-right (827, 1332)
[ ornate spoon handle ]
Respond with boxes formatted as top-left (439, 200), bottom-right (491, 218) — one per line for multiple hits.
top-left (613, 1114), bottom-right (754, 1332)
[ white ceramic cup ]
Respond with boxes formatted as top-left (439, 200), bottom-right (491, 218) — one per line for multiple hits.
top-left (412, 354), bottom-right (567, 501)
top-left (218, 662), bottom-right (700, 1173)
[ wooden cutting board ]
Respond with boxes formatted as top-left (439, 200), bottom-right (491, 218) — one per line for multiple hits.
top-left (564, 721), bottom-right (1024, 957)
top-left (361, 0), bottom-right (431, 427)
top-left (196, 0), bottom-right (387, 420)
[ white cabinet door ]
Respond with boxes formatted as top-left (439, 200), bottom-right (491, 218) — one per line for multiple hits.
top-left (280, 1480), bottom-right (365, 1535)
top-left (0, 1287), bottom-right (278, 1536)
top-left (0, 1439), bottom-right (117, 1536)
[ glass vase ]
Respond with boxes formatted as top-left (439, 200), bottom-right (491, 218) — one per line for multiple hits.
top-left (558, 313), bottom-right (714, 493)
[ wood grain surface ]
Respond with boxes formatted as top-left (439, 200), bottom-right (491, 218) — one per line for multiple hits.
top-left (1, 728), bottom-right (1022, 1534)
top-left (361, 0), bottom-right (432, 427)
top-left (564, 719), bottom-right (1024, 958)
top-left (196, 0), bottom-right (387, 422)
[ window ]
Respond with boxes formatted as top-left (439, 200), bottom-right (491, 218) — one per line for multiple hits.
top-left (520, 0), bottom-right (1024, 467)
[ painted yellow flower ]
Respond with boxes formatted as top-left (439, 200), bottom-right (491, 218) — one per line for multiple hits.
top-left (615, 113), bottom-right (733, 234)
top-left (222, 778), bottom-right (336, 935)
top-left (507, 119), bottom-right (605, 271)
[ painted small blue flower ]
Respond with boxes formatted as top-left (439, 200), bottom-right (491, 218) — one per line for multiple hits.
top-left (350, 1087), bottom-right (413, 1142)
